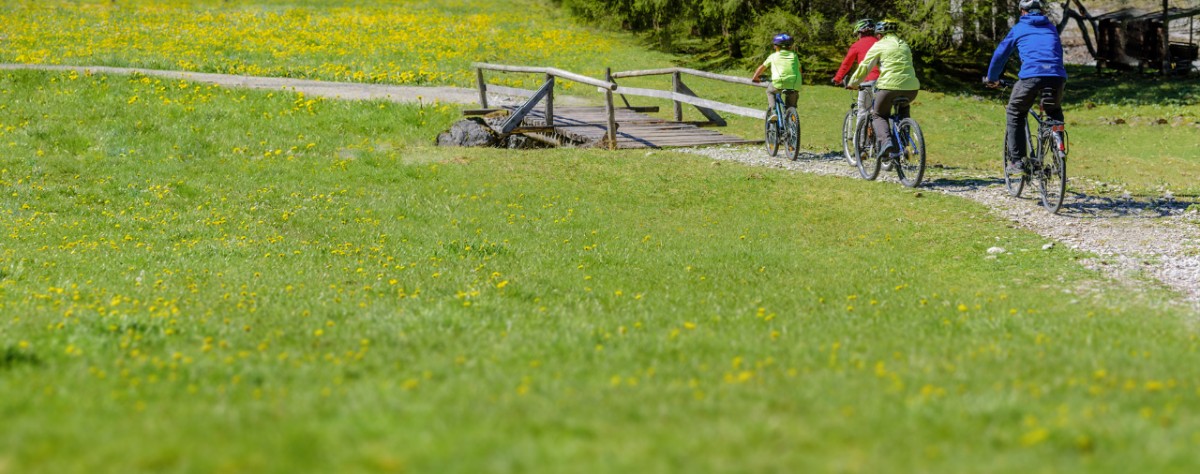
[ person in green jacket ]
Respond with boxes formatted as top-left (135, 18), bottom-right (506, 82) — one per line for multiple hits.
top-left (847, 20), bottom-right (920, 160)
top-left (751, 33), bottom-right (802, 112)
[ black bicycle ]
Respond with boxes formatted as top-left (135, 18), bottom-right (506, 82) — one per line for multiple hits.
top-left (852, 87), bottom-right (925, 187)
top-left (997, 80), bottom-right (1068, 213)
top-left (764, 89), bottom-right (802, 161)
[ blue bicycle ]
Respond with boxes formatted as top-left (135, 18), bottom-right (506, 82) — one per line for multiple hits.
top-left (852, 87), bottom-right (925, 187)
top-left (764, 89), bottom-right (801, 161)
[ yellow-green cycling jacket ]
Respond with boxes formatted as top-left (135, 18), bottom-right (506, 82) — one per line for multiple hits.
top-left (848, 34), bottom-right (920, 91)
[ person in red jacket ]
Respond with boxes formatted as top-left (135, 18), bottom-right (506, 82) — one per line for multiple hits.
top-left (832, 19), bottom-right (881, 124)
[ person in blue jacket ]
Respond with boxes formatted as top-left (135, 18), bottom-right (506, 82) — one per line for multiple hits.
top-left (985, 0), bottom-right (1067, 174)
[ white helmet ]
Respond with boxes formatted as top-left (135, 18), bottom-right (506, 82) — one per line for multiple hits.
top-left (1019, 0), bottom-right (1042, 12)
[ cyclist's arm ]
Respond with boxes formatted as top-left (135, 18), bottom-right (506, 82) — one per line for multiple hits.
top-left (848, 47), bottom-right (881, 87)
top-left (750, 64), bottom-right (768, 83)
top-left (832, 48), bottom-right (858, 83)
top-left (986, 30), bottom-right (1018, 83)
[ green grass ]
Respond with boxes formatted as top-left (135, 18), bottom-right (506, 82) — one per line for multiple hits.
top-left (3, 68), bottom-right (1200, 474)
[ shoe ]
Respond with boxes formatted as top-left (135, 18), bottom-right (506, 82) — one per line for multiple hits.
top-left (874, 143), bottom-right (897, 161)
top-left (1005, 159), bottom-right (1025, 175)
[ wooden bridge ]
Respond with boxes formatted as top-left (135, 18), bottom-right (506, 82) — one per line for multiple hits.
top-left (468, 63), bottom-right (768, 149)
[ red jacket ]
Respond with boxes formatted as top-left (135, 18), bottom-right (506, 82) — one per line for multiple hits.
top-left (833, 36), bottom-right (881, 83)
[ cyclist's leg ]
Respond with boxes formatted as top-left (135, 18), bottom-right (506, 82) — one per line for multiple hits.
top-left (1040, 77), bottom-right (1066, 122)
top-left (896, 90), bottom-right (917, 120)
top-left (765, 84), bottom-right (779, 113)
top-left (1006, 79), bottom-right (1038, 161)
top-left (857, 89), bottom-right (873, 124)
top-left (871, 90), bottom-right (897, 152)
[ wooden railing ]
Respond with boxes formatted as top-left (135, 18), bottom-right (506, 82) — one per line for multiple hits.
top-left (609, 67), bottom-right (767, 122)
top-left (474, 62), bottom-right (619, 147)
top-left (472, 63), bottom-right (767, 148)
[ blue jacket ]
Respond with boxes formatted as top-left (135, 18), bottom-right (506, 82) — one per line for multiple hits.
top-left (986, 14), bottom-right (1067, 81)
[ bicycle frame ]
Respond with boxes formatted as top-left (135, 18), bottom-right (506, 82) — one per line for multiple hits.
top-left (771, 92), bottom-right (787, 129)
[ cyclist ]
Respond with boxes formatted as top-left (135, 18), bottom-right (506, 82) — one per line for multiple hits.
top-left (984, 0), bottom-right (1067, 175)
top-left (847, 19), bottom-right (920, 161)
top-left (750, 33), bottom-right (801, 113)
top-left (832, 19), bottom-right (881, 125)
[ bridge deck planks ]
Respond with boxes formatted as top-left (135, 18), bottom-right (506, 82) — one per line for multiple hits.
top-left (502, 106), bottom-right (760, 149)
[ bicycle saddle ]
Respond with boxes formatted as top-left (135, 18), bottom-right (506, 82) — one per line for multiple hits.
top-left (891, 97), bottom-right (912, 106)
top-left (1039, 87), bottom-right (1058, 107)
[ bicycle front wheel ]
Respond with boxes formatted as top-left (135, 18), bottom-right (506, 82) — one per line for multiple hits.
top-left (895, 118), bottom-right (926, 188)
top-left (764, 112), bottom-right (779, 157)
top-left (854, 118), bottom-right (880, 180)
top-left (841, 108), bottom-right (857, 166)
top-left (785, 107), bottom-right (802, 161)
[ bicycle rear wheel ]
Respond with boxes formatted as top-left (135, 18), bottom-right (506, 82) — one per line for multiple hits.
top-left (785, 107), bottom-right (802, 161)
top-left (841, 108), bottom-right (857, 165)
top-left (1035, 137), bottom-right (1067, 213)
top-left (854, 119), bottom-right (880, 180)
top-left (764, 112), bottom-right (779, 157)
top-left (895, 118), bottom-right (926, 188)
top-left (1002, 122), bottom-right (1032, 197)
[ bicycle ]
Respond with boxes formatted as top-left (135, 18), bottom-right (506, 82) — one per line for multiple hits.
top-left (995, 79), bottom-right (1068, 214)
top-left (840, 81), bottom-right (875, 166)
top-left (851, 86), bottom-right (925, 187)
top-left (763, 88), bottom-right (802, 161)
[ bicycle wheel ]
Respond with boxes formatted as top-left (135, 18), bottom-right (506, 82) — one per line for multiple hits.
top-left (764, 112), bottom-right (779, 157)
top-left (895, 118), bottom-right (926, 188)
top-left (1003, 122), bottom-right (1032, 199)
top-left (841, 108), bottom-right (858, 165)
top-left (785, 107), bottom-right (802, 161)
top-left (854, 118), bottom-right (880, 180)
top-left (1035, 136), bottom-right (1067, 213)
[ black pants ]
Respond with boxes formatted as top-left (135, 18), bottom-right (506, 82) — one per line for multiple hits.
top-left (1007, 76), bottom-right (1065, 160)
top-left (872, 89), bottom-right (918, 150)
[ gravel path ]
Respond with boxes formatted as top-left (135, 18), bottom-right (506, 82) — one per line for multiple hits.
top-left (683, 146), bottom-right (1200, 313)
top-left (0, 63), bottom-right (589, 106)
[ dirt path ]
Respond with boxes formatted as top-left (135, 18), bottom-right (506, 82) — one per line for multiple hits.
top-left (0, 63), bottom-right (589, 106)
top-left (6, 64), bottom-right (1196, 313)
top-left (684, 146), bottom-right (1200, 314)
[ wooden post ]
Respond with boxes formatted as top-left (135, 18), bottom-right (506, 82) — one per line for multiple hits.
top-left (1162, 0), bottom-right (1172, 75)
top-left (605, 90), bottom-right (617, 149)
top-left (476, 68), bottom-right (488, 108)
top-left (545, 73), bottom-right (554, 127)
top-left (672, 71), bottom-right (683, 122)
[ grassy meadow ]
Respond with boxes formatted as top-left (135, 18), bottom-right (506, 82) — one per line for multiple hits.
top-left (3, 1), bottom-right (1198, 194)
top-left (2, 1), bottom-right (1200, 473)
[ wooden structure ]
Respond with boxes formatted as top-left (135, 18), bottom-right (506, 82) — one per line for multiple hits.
top-left (1062, 0), bottom-right (1200, 74)
top-left (471, 63), bottom-right (766, 149)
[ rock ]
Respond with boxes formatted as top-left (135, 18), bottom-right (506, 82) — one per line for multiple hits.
top-left (1042, 243), bottom-right (1055, 250)
top-left (987, 246), bottom-right (1006, 255)
top-left (436, 118), bottom-right (499, 147)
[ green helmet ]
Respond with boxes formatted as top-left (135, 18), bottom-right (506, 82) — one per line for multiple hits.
top-left (853, 19), bottom-right (875, 34)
